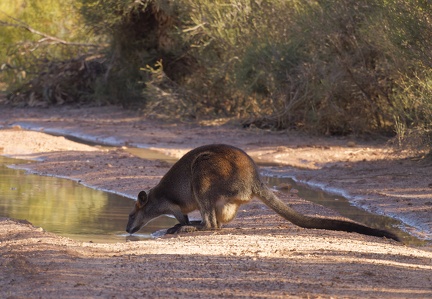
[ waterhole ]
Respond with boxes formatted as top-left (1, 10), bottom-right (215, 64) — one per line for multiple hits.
top-left (0, 156), bottom-right (177, 243)
top-left (0, 145), bottom-right (429, 246)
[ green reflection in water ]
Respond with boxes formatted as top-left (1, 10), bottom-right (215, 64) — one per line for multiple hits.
top-left (0, 156), bottom-right (177, 243)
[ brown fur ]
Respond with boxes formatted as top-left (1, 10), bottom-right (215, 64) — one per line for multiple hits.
top-left (126, 144), bottom-right (400, 241)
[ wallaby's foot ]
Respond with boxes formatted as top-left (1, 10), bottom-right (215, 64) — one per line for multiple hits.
top-left (166, 220), bottom-right (209, 234)
top-left (166, 224), bottom-right (198, 234)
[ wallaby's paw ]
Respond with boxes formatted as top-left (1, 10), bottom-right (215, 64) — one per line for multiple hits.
top-left (166, 224), bottom-right (182, 234)
top-left (166, 224), bottom-right (198, 234)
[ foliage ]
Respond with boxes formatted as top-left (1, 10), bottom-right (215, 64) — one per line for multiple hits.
top-left (1, 0), bottom-right (431, 151)
top-left (0, 0), bottom-right (96, 94)
top-left (378, 1), bottom-right (432, 151)
top-left (175, 0), bottom-right (432, 150)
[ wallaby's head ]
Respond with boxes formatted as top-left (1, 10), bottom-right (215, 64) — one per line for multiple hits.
top-left (126, 190), bottom-right (160, 234)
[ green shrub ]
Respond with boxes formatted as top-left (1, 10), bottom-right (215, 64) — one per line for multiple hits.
top-left (1, 0), bottom-right (431, 152)
top-left (0, 0), bottom-right (102, 104)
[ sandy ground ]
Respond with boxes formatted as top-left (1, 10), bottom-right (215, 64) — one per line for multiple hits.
top-left (0, 106), bottom-right (431, 298)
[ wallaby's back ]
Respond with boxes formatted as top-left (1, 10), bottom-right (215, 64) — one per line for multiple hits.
top-left (154, 143), bottom-right (258, 201)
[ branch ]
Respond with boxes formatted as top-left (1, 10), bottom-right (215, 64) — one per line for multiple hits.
top-left (0, 11), bottom-right (105, 48)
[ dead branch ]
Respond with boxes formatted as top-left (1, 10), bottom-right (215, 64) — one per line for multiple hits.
top-left (0, 11), bottom-right (105, 48)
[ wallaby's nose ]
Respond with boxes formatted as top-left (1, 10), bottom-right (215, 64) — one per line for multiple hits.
top-left (126, 225), bottom-right (139, 235)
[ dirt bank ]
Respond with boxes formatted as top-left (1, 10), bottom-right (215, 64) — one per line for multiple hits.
top-left (1, 106), bottom-right (431, 298)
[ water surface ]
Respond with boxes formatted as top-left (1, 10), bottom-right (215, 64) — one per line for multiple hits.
top-left (0, 156), bottom-right (176, 243)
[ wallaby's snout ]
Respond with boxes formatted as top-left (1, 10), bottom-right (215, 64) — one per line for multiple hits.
top-left (126, 215), bottom-right (139, 234)
top-left (126, 225), bottom-right (139, 235)
top-left (125, 214), bottom-right (139, 234)
top-left (125, 191), bottom-right (148, 235)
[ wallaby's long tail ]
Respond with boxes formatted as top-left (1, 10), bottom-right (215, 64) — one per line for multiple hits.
top-left (254, 184), bottom-right (400, 242)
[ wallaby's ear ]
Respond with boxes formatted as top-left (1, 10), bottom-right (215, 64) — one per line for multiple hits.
top-left (136, 191), bottom-right (148, 209)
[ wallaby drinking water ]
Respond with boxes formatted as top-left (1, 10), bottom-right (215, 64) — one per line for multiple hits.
top-left (126, 144), bottom-right (400, 241)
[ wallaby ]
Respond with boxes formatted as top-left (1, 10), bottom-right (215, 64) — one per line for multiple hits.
top-left (126, 144), bottom-right (400, 241)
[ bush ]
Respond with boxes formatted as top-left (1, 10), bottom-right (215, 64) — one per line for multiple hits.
top-left (0, 0), bottom-right (102, 105)
top-left (1, 0), bottom-right (431, 152)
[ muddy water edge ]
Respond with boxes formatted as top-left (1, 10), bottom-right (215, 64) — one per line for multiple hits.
top-left (0, 141), bottom-right (430, 246)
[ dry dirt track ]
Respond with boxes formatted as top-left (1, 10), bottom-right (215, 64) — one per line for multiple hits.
top-left (0, 106), bottom-right (431, 298)
top-left (1, 217), bottom-right (431, 298)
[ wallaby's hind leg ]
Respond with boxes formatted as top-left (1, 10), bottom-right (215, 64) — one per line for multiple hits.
top-left (181, 155), bottom-right (222, 231)
top-left (167, 198), bottom-right (241, 234)
top-left (166, 191), bottom-right (221, 234)
top-left (166, 204), bottom-right (219, 234)
top-left (165, 195), bottom-right (220, 234)
top-left (198, 197), bottom-right (220, 229)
